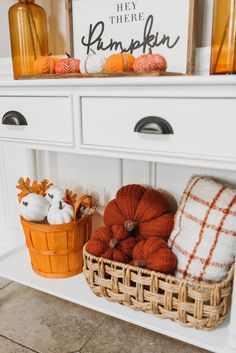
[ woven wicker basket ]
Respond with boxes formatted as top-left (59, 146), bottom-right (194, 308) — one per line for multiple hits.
top-left (21, 195), bottom-right (93, 278)
top-left (83, 248), bottom-right (234, 330)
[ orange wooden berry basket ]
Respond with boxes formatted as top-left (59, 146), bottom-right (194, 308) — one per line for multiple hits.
top-left (20, 194), bottom-right (93, 278)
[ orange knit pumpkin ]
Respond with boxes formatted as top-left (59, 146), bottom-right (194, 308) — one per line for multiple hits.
top-left (132, 237), bottom-right (177, 274)
top-left (103, 184), bottom-right (174, 240)
top-left (55, 53), bottom-right (80, 74)
top-left (133, 50), bottom-right (167, 73)
top-left (34, 54), bottom-right (57, 75)
top-left (86, 225), bottom-right (137, 263)
top-left (104, 53), bottom-right (135, 73)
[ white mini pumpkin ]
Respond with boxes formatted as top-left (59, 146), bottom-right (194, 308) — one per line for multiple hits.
top-left (47, 201), bottom-right (74, 225)
top-left (45, 186), bottom-right (65, 206)
top-left (80, 51), bottom-right (106, 74)
top-left (20, 193), bottom-right (50, 222)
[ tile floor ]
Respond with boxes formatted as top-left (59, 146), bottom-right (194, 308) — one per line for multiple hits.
top-left (0, 277), bottom-right (210, 353)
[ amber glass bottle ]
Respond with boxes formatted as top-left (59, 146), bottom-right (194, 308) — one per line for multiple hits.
top-left (210, 0), bottom-right (236, 75)
top-left (9, 0), bottom-right (49, 79)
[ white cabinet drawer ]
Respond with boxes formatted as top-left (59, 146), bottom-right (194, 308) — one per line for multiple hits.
top-left (0, 95), bottom-right (73, 146)
top-left (82, 97), bottom-right (236, 160)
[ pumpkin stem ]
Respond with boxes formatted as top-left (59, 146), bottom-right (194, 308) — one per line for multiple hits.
top-left (90, 49), bottom-right (96, 55)
top-left (65, 52), bottom-right (71, 58)
top-left (132, 260), bottom-right (147, 268)
top-left (124, 221), bottom-right (138, 232)
top-left (48, 53), bottom-right (52, 57)
top-left (149, 47), bottom-right (153, 54)
top-left (23, 201), bottom-right (28, 207)
top-left (59, 201), bottom-right (64, 210)
top-left (109, 239), bottom-right (118, 249)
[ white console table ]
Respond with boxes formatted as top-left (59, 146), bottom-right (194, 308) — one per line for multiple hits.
top-left (0, 75), bottom-right (236, 353)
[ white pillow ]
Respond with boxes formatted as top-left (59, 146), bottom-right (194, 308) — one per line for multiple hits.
top-left (168, 175), bottom-right (236, 283)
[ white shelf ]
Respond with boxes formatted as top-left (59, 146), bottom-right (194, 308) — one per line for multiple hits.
top-left (1, 73), bottom-right (236, 88)
top-left (0, 244), bottom-right (230, 353)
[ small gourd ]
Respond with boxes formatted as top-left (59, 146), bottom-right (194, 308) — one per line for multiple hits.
top-left (45, 186), bottom-right (65, 206)
top-left (47, 201), bottom-right (74, 225)
top-left (132, 237), bottom-right (177, 274)
top-left (133, 49), bottom-right (167, 73)
top-left (34, 54), bottom-right (57, 75)
top-left (104, 53), bottom-right (135, 73)
top-left (20, 193), bottom-right (50, 222)
top-left (55, 53), bottom-right (80, 74)
top-left (80, 50), bottom-right (106, 74)
top-left (86, 225), bottom-right (136, 263)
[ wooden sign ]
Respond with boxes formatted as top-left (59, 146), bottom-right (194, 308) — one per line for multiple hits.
top-left (72, 0), bottom-right (196, 74)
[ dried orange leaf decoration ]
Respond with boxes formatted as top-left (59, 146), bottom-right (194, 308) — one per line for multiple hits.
top-left (63, 189), bottom-right (77, 206)
top-left (38, 179), bottom-right (53, 196)
top-left (16, 177), bottom-right (53, 203)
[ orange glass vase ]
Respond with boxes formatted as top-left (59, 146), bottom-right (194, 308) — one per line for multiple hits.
top-left (210, 0), bottom-right (236, 75)
top-left (9, 0), bottom-right (49, 79)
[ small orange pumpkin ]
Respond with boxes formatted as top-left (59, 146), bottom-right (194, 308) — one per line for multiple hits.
top-left (103, 184), bottom-right (174, 240)
top-left (133, 49), bottom-right (167, 73)
top-left (104, 53), bottom-right (135, 73)
top-left (55, 53), bottom-right (80, 74)
top-left (34, 54), bottom-right (57, 75)
top-left (132, 237), bottom-right (177, 274)
top-left (86, 225), bottom-right (137, 263)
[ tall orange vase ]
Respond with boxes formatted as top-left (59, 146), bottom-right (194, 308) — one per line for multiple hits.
top-left (210, 0), bottom-right (236, 74)
top-left (9, 0), bottom-right (49, 79)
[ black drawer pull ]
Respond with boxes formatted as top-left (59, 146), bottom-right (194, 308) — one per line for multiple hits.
top-left (2, 111), bottom-right (28, 126)
top-left (134, 116), bottom-right (173, 135)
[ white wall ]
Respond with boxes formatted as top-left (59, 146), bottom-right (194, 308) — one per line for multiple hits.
top-left (0, 0), bottom-right (214, 58)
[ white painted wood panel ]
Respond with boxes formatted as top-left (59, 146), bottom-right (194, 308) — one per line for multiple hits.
top-left (82, 97), bottom-right (236, 161)
top-left (122, 159), bottom-right (151, 186)
top-left (0, 95), bottom-right (74, 146)
top-left (0, 146), bottom-right (37, 251)
top-left (155, 163), bottom-right (236, 208)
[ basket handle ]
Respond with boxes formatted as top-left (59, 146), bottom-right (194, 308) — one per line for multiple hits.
top-left (74, 194), bottom-right (93, 222)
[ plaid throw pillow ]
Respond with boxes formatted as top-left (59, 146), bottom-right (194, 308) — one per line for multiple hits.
top-left (168, 176), bottom-right (236, 283)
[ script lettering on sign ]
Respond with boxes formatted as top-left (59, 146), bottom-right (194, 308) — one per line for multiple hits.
top-left (81, 1), bottom-right (180, 54)
top-left (73, 0), bottom-right (195, 73)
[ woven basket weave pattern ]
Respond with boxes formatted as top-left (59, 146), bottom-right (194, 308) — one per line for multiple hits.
top-left (83, 248), bottom-right (233, 330)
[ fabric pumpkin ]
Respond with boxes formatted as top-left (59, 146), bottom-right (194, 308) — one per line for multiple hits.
top-left (34, 54), bottom-right (57, 74)
top-left (103, 184), bottom-right (174, 240)
top-left (86, 225), bottom-right (137, 263)
top-left (45, 186), bottom-right (65, 206)
top-left (133, 49), bottom-right (167, 73)
top-left (20, 193), bottom-right (49, 222)
top-left (80, 51), bottom-right (106, 74)
top-left (47, 201), bottom-right (74, 225)
top-left (55, 53), bottom-right (80, 74)
top-left (168, 176), bottom-right (236, 283)
top-left (104, 53), bottom-right (135, 73)
top-left (132, 237), bottom-right (177, 274)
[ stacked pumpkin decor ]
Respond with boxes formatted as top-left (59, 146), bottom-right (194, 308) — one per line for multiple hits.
top-left (16, 177), bottom-right (94, 279)
top-left (85, 184), bottom-right (177, 274)
top-left (34, 53), bottom-right (81, 75)
top-left (84, 181), bottom-right (234, 330)
top-left (32, 49), bottom-right (168, 77)
top-left (17, 177), bottom-right (93, 224)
